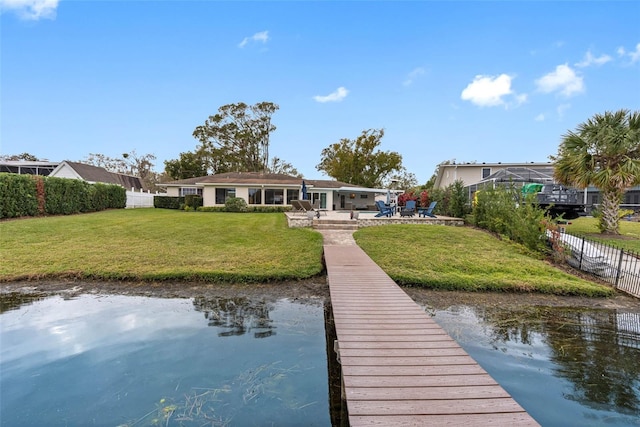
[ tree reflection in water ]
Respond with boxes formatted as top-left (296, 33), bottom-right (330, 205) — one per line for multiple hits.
top-left (193, 296), bottom-right (276, 338)
top-left (478, 306), bottom-right (640, 416)
top-left (0, 292), bottom-right (46, 314)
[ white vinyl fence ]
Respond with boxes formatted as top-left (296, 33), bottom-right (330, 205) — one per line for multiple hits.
top-left (126, 188), bottom-right (166, 208)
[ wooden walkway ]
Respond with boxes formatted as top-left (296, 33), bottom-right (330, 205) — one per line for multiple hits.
top-left (325, 243), bottom-right (540, 426)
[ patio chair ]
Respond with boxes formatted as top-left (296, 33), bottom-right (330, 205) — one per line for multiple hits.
top-left (290, 200), bottom-right (306, 215)
top-left (299, 199), bottom-right (320, 218)
top-left (400, 200), bottom-right (416, 217)
top-left (418, 201), bottom-right (437, 218)
top-left (375, 200), bottom-right (394, 217)
top-left (312, 199), bottom-right (327, 216)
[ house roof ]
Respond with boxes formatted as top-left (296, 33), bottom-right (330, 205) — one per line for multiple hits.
top-left (54, 161), bottom-right (144, 190)
top-left (480, 166), bottom-right (555, 183)
top-left (434, 161), bottom-right (554, 188)
top-left (160, 172), bottom-right (361, 190)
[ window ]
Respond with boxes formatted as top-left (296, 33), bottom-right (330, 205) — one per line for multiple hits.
top-left (482, 168), bottom-right (491, 179)
top-left (309, 192), bottom-right (327, 209)
top-left (265, 189), bottom-right (284, 205)
top-left (591, 195), bottom-right (598, 205)
top-left (360, 194), bottom-right (368, 199)
top-left (287, 189), bottom-right (299, 204)
top-left (215, 188), bottom-right (236, 204)
top-left (179, 187), bottom-right (203, 197)
top-left (248, 188), bottom-right (262, 205)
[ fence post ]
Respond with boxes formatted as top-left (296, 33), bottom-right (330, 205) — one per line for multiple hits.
top-left (615, 248), bottom-right (625, 289)
top-left (579, 237), bottom-right (585, 270)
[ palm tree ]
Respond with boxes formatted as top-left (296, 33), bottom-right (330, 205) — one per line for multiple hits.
top-left (553, 109), bottom-right (640, 234)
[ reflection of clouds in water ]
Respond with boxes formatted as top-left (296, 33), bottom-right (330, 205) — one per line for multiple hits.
top-left (0, 295), bottom-right (202, 365)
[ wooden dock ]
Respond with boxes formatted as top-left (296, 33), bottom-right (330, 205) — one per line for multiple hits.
top-left (325, 244), bottom-right (540, 426)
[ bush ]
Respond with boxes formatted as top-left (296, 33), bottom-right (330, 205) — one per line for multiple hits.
top-left (224, 197), bottom-right (248, 212)
top-left (472, 184), bottom-right (549, 254)
top-left (95, 183), bottom-right (126, 210)
top-left (0, 174), bottom-right (126, 218)
top-left (0, 173), bottom-right (38, 218)
top-left (154, 196), bottom-right (184, 209)
top-left (197, 205), bottom-right (291, 213)
top-left (184, 194), bottom-right (203, 209)
top-left (426, 180), bottom-right (471, 218)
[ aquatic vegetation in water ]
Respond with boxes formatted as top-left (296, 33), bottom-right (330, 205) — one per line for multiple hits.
top-left (119, 361), bottom-right (319, 426)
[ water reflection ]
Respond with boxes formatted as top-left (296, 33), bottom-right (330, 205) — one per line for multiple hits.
top-left (193, 296), bottom-right (276, 338)
top-left (0, 292), bottom-right (45, 313)
top-left (0, 292), bottom-right (331, 426)
top-left (433, 304), bottom-right (640, 426)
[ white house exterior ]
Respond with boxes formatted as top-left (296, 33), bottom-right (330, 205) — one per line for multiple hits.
top-left (160, 172), bottom-right (391, 211)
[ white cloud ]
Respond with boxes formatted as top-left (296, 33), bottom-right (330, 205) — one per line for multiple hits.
top-left (460, 74), bottom-right (520, 107)
top-left (313, 87), bottom-right (349, 103)
top-left (575, 50), bottom-right (612, 68)
top-left (403, 67), bottom-right (425, 86)
top-left (238, 30), bottom-right (269, 48)
top-left (535, 113), bottom-right (545, 122)
top-left (616, 43), bottom-right (640, 64)
top-left (629, 43), bottom-right (640, 63)
top-left (535, 64), bottom-right (584, 97)
top-left (0, 0), bottom-right (58, 20)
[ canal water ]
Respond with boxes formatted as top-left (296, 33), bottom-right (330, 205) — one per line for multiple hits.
top-left (431, 303), bottom-right (640, 427)
top-left (0, 293), bottom-right (331, 426)
top-left (1, 291), bottom-right (639, 426)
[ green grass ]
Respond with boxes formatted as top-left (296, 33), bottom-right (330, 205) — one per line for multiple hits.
top-left (0, 209), bottom-right (324, 282)
top-left (354, 225), bottom-right (614, 297)
top-left (566, 217), bottom-right (640, 252)
top-left (1, 209), bottom-right (618, 296)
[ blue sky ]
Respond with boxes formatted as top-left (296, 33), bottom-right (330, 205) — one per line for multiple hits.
top-left (2, 1), bottom-right (639, 184)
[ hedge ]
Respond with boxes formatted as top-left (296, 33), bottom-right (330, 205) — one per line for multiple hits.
top-left (0, 174), bottom-right (38, 219)
top-left (0, 173), bottom-right (126, 219)
top-left (154, 196), bottom-right (185, 209)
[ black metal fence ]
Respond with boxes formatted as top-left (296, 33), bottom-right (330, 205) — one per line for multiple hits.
top-left (554, 231), bottom-right (640, 299)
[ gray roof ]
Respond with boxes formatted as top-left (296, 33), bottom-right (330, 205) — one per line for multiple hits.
top-left (64, 161), bottom-right (143, 190)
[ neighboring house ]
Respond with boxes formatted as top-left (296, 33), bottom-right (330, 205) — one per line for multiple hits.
top-left (160, 172), bottom-right (392, 211)
top-left (434, 162), bottom-right (555, 190)
top-left (0, 160), bottom-right (59, 176)
top-left (50, 161), bottom-right (143, 191)
top-left (434, 161), bottom-right (640, 211)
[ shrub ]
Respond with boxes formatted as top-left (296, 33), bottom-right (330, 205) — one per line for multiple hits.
top-left (472, 184), bottom-right (549, 254)
top-left (447, 180), bottom-right (470, 218)
top-left (0, 173), bottom-right (38, 218)
top-left (154, 196), bottom-right (184, 209)
top-left (85, 183), bottom-right (125, 211)
top-left (224, 197), bottom-right (248, 212)
top-left (184, 194), bottom-right (203, 209)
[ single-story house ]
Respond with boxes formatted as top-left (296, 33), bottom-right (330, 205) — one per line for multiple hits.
top-left (50, 161), bottom-right (144, 191)
top-left (160, 172), bottom-right (396, 211)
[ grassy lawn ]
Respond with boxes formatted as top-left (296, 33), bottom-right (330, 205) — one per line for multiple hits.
top-left (1, 209), bottom-right (619, 297)
top-left (354, 225), bottom-right (614, 297)
top-left (566, 217), bottom-right (640, 252)
top-left (0, 209), bottom-right (324, 282)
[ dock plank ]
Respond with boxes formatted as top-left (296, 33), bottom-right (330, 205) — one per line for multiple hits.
top-left (324, 243), bottom-right (540, 426)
